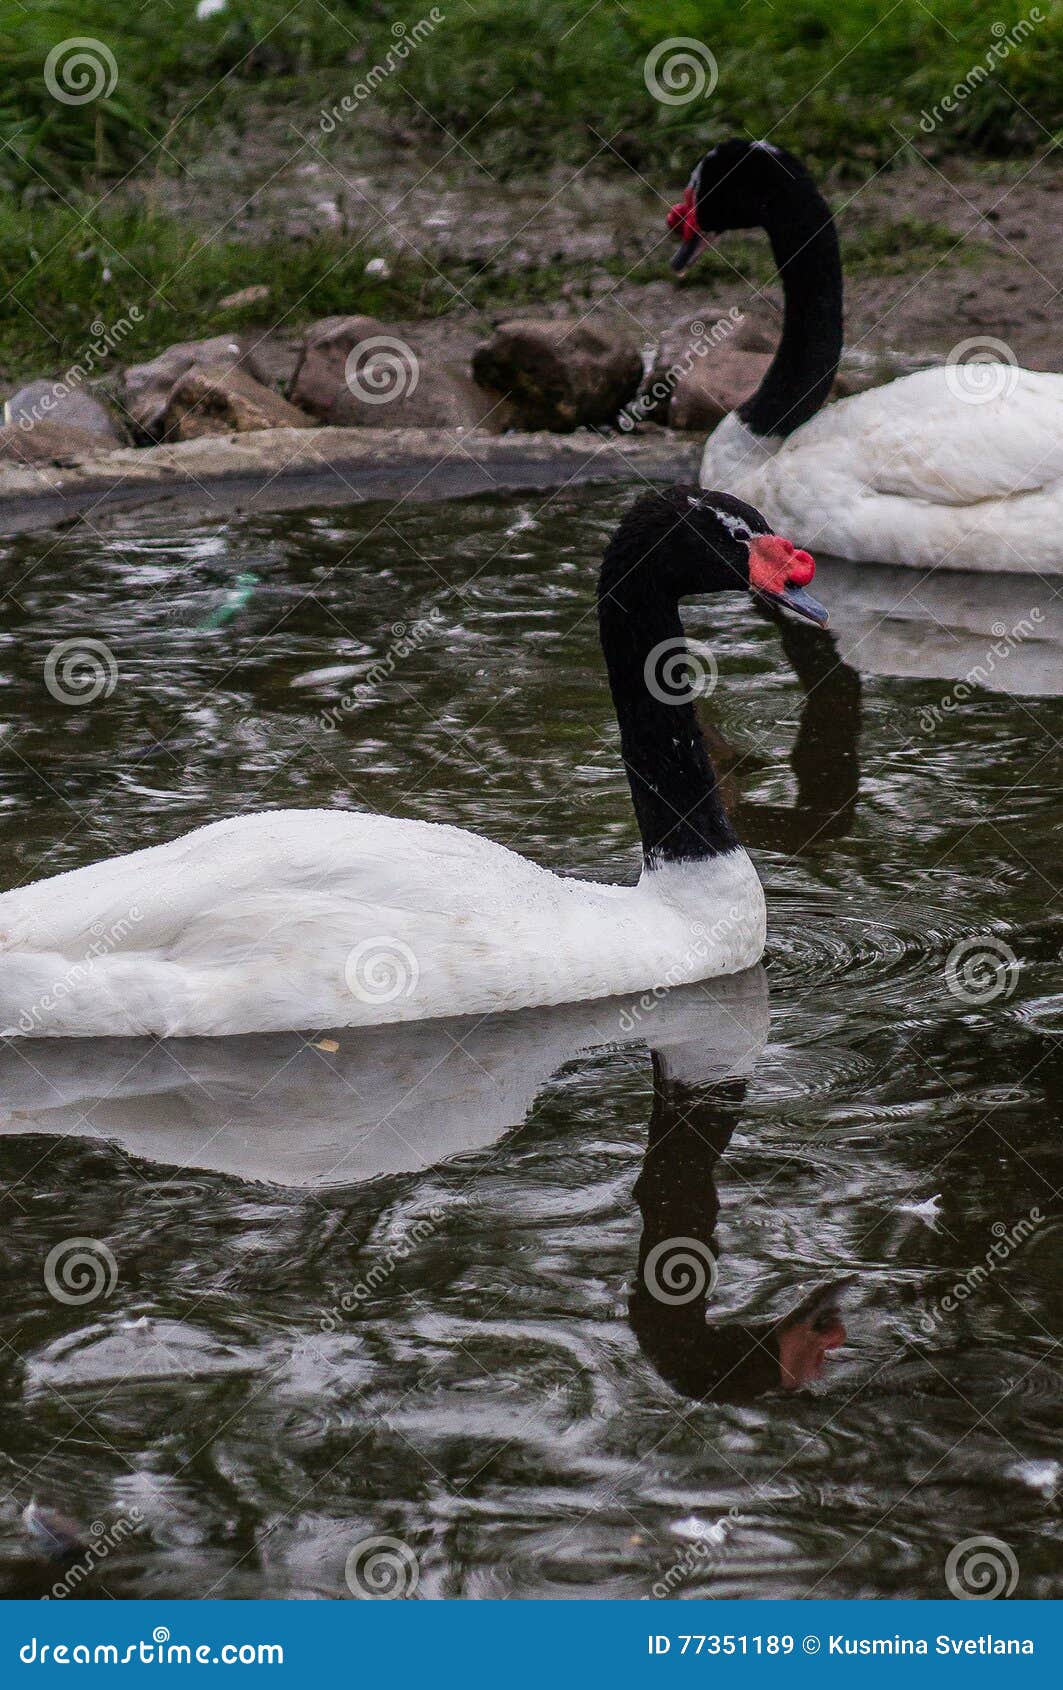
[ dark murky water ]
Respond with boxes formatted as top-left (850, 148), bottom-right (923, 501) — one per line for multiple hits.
top-left (0, 487), bottom-right (1061, 1600)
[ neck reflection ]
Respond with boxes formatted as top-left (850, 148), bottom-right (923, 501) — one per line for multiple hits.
top-left (629, 1054), bottom-right (847, 1403)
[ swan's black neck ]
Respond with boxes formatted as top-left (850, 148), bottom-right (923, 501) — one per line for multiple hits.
top-left (739, 174), bottom-right (843, 440)
top-left (597, 538), bottom-right (738, 868)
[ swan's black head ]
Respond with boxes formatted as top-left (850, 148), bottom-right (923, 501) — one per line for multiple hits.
top-left (601, 486), bottom-right (827, 624)
top-left (666, 138), bottom-right (812, 272)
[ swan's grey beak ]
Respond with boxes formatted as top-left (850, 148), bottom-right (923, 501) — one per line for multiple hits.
top-left (670, 233), bottom-right (704, 273)
top-left (671, 230), bottom-right (722, 273)
top-left (760, 583), bottom-right (829, 626)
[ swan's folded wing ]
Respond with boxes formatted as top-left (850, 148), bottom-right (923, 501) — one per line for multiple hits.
top-left (0, 809), bottom-right (556, 961)
top-left (0, 810), bottom-right (579, 1034)
top-left (855, 368), bottom-right (1063, 506)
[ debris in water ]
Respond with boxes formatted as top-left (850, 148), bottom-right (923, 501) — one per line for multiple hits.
top-left (198, 572), bottom-right (260, 632)
top-left (897, 1194), bottom-right (942, 1230)
top-left (22, 1500), bottom-right (88, 1559)
top-left (1007, 1459), bottom-right (1060, 1498)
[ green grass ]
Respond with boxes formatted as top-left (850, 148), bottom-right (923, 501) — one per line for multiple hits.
top-left (3, 0), bottom-right (1061, 200)
top-left (0, 202), bottom-right (625, 382)
top-left (0, 1), bottom-right (1042, 382)
top-left (0, 194), bottom-right (982, 386)
top-left (0, 1), bottom-right (353, 195)
top-left (394, 0), bottom-right (1063, 176)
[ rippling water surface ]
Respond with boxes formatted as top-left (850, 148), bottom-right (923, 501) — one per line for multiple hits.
top-left (0, 487), bottom-right (1061, 1600)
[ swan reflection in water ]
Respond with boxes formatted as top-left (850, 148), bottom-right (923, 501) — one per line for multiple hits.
top-left (627, 609), bottom-right (856, 1401)
top-left (0, 967), bottom-right (847, 1407)
top-left (631, 1054), bottom-right (847, 1402)
top-left (0, 617), bottom-right (859, 1412)
top-left (710, 600), bottom-right (861, 854)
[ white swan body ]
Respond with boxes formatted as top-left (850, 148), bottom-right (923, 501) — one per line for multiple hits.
top-left (0, 487), bottom-right (824, 1040)
top-left (0, 809), bottom-right (765, 1038)
top-left (701, 369), bottom-right (1063, 574)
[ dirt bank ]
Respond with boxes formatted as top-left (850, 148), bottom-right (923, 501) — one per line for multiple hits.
top-left (129, 125), bottom-right (1063, 373)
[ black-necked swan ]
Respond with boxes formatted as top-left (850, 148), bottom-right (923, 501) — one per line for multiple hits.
top-left (666, 137), bottom-right (1063, 573)
top-left (0, 488), bottom-right (824, 1038)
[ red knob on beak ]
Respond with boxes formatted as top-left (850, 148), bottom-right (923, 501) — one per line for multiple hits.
top-left (666, 186), bottom-right (699, 243)
top-left (748, 535), bottom-right (827, 625)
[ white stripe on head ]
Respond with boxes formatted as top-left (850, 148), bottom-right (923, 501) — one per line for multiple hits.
top-left (686, 495), bottom-right (756, 543)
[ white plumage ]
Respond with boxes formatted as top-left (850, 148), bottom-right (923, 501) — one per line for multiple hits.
top-left (680, 140), bottom-right (1063, 573)
top-left (702, 369), bottom-right (1063, 573)
top-left (0, 809), bottom-right (764, 1038)
top-left (2, 488), bottom-right (801, 1040)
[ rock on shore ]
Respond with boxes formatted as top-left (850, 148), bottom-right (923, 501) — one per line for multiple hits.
top-left (472, 319), bottom-right (642, 431)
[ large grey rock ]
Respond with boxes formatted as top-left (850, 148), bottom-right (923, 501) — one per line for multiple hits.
top-left (288, 315), bottom-right (385, 420)
top-left (290, 316), bottom-right (510, 431)
top-left (122, 335), bottom-right (275, 441)
top-left (162, 364), bottom-right (314, 441)
top-left (0, 423), bottom-right (112, 464)
top-left (3, 379), bottom-right (123, 443)
top-left (472, 318), bottom-right (642, 431)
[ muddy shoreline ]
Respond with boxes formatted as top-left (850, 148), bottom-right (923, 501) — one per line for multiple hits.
top-left (0, 426), bottom-right (702, 535)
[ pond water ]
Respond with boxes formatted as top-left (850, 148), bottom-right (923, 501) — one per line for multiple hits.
top-left (0, 486), bottom-right (1060, 1600)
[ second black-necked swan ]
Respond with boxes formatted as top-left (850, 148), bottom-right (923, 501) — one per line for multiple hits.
top-left (0, 488), bottom-right (823, 1037)
top-left (666, 138), bottom-right (1063, 573)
